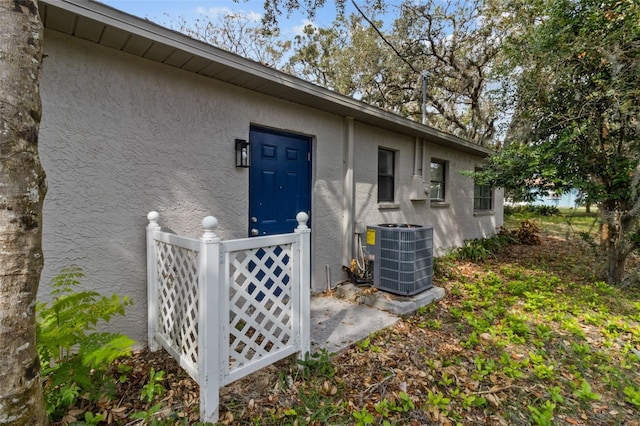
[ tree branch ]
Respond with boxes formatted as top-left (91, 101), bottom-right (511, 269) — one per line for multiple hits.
top-left (350, 0), bottom-right (419, 74)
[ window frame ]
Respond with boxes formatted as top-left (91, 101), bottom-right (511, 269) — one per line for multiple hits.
top-left (430, 159), bottom-right (447, 202)
top-left (377, 147), bottom-right (395, 203)
top-left (473, 167), bottom-right (493, 211)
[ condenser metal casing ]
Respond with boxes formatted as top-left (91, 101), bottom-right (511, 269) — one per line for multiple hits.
top-left (366, 224), bottom-right (433, 296)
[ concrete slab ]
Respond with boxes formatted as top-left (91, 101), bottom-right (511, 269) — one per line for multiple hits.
top-left (310, 295), bottom-right (399, 354)
top-left (309, 285), bottom-right (446, 354)
top-left (335, 284), bottom-right (446, 316)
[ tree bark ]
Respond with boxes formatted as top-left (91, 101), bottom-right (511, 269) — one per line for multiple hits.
top-left (600, 207), bottom-right (631, 285)
top-left (0, 0), bottom-right (47, 424)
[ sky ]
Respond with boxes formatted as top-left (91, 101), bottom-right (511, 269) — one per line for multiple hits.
top-left (97, 0), bottom-right (350, 38)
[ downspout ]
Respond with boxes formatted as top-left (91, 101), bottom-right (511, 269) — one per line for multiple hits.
top-left (410, 72), bottom-right (430, 201)
top-left (342, 117), bottom-right (355, 270)
top-left (410, 137), bottom-right (426, 200)
top-left (414, 137), bottom-right (422, 175)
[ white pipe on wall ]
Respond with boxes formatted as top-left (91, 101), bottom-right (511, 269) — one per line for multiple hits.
top-left (410, 136), bottom-right (427, 201)
top-left (342, 117), bottom-right (355, 266)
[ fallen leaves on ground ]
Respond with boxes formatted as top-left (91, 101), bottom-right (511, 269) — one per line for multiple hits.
top-left (56, 236), bottom-right (640, 425)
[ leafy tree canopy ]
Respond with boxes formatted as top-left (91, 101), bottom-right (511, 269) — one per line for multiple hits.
top-left (285, 0), bottom-right (505, 146)
top-left (480, 0), bottom-right (640, 284)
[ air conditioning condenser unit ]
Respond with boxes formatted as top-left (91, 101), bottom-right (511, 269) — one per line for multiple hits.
top-left (366, 224), bottom-right (433, 296)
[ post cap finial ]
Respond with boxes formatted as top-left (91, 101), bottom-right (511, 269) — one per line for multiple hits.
top-left (296, 212), bottom-right (309, 230)
top-left (202, 216), bottom-right (218, 231)
top-left (147, 211), bottom-right (159, 223)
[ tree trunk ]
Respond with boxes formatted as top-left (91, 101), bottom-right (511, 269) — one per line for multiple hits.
top-left (0, 0), bottom-right (47, 424)
top-left (605, 236), bottom-right (625, 285)
top-left (600, 207), bottom-right (630, 285)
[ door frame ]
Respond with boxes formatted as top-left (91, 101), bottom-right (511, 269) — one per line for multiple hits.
top-left (248, 125), bottom-right (313, 237)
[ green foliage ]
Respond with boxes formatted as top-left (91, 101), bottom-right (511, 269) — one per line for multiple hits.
top-left (297, 349), bottom-right (335, 379)
top-left (418, 318), bottom-right (443, 330)
top-left (289, 14), bottom-right (385, 103)
top-left (504, 204), bottom-right (561, 216)
top-left (456, 239), bottom-right (492, 262)
top-left (130, 368), bottom-right (168, 424)
top-left (548, 386), bottom-right (565, 403)
top-left (351, 406), bottom-right (374, 425)
top-left (211, 215), bottom-right (640, 424)
top-left (573, 379), bottom-right (601, 401)
top-left (529, 351), bottom-right (556, 380)
top-left (82, 411), bottom-right (107, 425)
top-left (356, 337), bottom-right (381, 353)
top-left (460, 393), bottom-right (487, 409)
top-left (372, 392), bottom-right (415, 418)
top-left (472, 355), bottom-right (497, 381)
top-left (36, 266), bottom-right (134, 421)
top-left (499, 352), bottom-right (527, 379)
top-left (426, 391), bottom-right (450, 411)
top-left (141, 367), bottom-right (166, 404)
top-left (129, 403), bottom-right (164, 425)
top-left (489, 0), bottom-right (640, 284)
top-left (624, 385), bottom-right (640, 407)
top-left (287, 0), bottom-right (503, 146)
top-left (434, 253), bottom-right (459, 280)
top-left (454, 230), bottom-right (522, 263)
top-left (528, 401), bottom-right (556, 426)
top-left (397, 391), bottom-right (415, 411)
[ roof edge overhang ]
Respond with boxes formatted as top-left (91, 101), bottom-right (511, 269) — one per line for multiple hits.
top-left (39, 0), bottom-right (493, 157)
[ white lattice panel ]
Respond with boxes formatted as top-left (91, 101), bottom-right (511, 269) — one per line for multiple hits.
top-left (147, 211), bottom-right (311, 423)
top-left (155, 241), bottom-right (200, 368)
top-left (227, 244), bottom-right (294, 371)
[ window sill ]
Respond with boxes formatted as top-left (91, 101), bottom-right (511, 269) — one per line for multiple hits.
top-left (473, 210), bottom-right (495, 217)
top-left (430, 201), bottom-right (449, 208)
top-left (378, 202), bottom-right (400, 210)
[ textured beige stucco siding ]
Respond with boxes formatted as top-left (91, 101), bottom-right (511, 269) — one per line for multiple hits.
top-left (40, 31), bottom-right (345, 342)
top-left (39, 29), bottom-right (501, 344)
top-left (352, 123), bottom-right (503, 254)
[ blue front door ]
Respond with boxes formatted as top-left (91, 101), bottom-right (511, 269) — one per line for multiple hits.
top-left (249, 126), bottom-right (311, 236)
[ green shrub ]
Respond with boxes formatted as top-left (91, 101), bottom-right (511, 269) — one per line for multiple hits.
top-left (455, 232), bottom-right (518, 263)
top-left (504, 204), bottom-right (560, 216)
top-left (37, 266), bottom-right (134, 421)
top-left (537, 205), bottom-right (561, 216)
top-left (456, 239), bottom-right (492, 262)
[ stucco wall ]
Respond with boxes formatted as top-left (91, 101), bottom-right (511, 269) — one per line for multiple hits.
top-left (351, 123), bottom-right (503, 255)
top-left (39, 30), bottom-right (346, 343)
top-left (39, 29), bottom-right (502, 345)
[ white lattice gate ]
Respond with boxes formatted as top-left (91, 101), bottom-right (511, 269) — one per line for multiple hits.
top-left (146, 211), bottom-right (311, 422)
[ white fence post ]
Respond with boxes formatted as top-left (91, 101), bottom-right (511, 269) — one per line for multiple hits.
top-left (146, 211), bottom-right (161, 352)
top-left (146, 211), bottom-right (311, 423)
top-left (295, 212), bottom-right (311, 359)
top-left (198, 216), bottom-right (221, 423)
